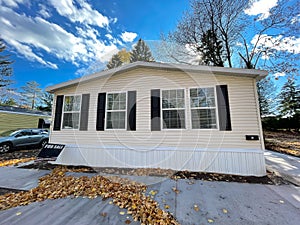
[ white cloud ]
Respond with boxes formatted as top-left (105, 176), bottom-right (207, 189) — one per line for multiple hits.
top-left (291, 14), bottom-right (300, 24)
top-left (251, 34), bottom-right (300, 54)
top-left (8, 39), bottom-right (58, 69)
top-left (0, 0), bottom-right (25, 8)
top-left (0, 5), bottom-right (118, 68)
top-left (244, 0), bottom-right (278, 20)
top-left (105, 34), bottom-right (114, 40)
top-left (120, 32), bottom-right (137, 43)
top-left (274, 72), bottom-right (286, 78)
top-left (38, 4), bottom-right (51, 18)
top-left (49, 0), bottom-right (110, 28)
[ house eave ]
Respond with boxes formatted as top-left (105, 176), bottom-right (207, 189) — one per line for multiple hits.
top-left (46, 61), bottom-right (268, 93)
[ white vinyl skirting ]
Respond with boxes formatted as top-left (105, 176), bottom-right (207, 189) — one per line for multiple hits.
top-left (53, 145), bottom-right (266, 176)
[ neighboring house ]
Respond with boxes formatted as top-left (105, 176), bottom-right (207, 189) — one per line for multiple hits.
top-left (0, 106), bottom-right (51, 134)
top-left (46, 62), bottom-right (267, 176)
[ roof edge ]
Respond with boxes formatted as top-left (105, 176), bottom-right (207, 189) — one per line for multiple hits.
top-left (46, 61), bottom-right (268, 93)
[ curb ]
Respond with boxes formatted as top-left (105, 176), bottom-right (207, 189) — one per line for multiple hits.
top-left (266, 165), bottom-right (300, 187)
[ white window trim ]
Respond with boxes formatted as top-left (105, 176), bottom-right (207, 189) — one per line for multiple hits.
top-left (188, 86), bottom-right (219, 130)
top-left (61, 94), bottom-right (82, 130)
top-left (161, 88), bottom-right (187, 130)
top-left (105, 91), bottom-right (127, 130)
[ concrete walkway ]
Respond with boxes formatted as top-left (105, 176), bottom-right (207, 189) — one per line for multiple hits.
top-left (0, 166), bottom-right (299, 225)
top-left (0, 167), bottom-right (49, 190)
top-left (265, 150), bottom-right (300, 186)
top-left (1, 150), bottom-right (300, 225)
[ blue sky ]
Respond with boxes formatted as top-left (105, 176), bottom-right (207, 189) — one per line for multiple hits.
top-left (0, 0), bottom-right (190, 91)
top-left (0, 0), bottom-right (299, 94)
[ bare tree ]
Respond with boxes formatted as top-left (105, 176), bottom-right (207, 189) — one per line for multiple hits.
top-left (238, 0), bottom-right (300, 71)
top-left (21, 81), bottom-right (42, 109)
top-left (164, 0), bottom-right (248, 67)
top-left (161, 0), bottom-right (299, 77)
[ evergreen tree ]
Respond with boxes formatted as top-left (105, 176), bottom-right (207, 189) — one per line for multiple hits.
top-left (0, 38), bottom-right (14, 103)
top-left (1, 98), bottom-right (17, 106)
top-left (130, 39), bottom-right (154, 63)
top-left (0, 38), bottom-right (13, 88)
top-left (199, 29), bottom-right (224, 67)
top-left (107, 54), bottom-right (122, 69)
top-left (278, 76), bottom-right (300, 118)
top-left (36, 92), bottom-right (53, 112)
top-left (257, 78), bottom-right (276, 116)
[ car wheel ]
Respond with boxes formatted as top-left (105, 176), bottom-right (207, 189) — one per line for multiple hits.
top-left (0, 143), bottom-right (12, 153)
top-left (40, 139), bottom-right (48, 148)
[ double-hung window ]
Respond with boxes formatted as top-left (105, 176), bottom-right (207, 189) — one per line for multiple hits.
top-left (62, 95), bottom-right (81, 129)
top-left (106, 92), bottom-right (126, 129)
top-left (190, 87), bottom-right (217, 129)
top-left (162, 89), bottom-right (185, 129)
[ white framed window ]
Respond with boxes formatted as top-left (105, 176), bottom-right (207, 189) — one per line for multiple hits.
top-left (162, 89), bottom-right (186, 129)
top-left (106, 92), bottom-right (127, 129)
top-left (190, 87), bottom-right (217, 129)
top-left (62, 95), bottom-right (81, 129)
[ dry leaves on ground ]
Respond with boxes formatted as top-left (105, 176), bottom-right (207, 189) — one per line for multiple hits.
top-left (0, 167), bottom-right (180, 225)
top-left (97, 167), bottom-right (174, 177)
top-left (0, 158), bottom-right (36, 167)
top-left (264, 131), bottom-right (300, 157)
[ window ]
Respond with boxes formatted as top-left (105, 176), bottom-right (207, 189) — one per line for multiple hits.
top-left (162, 89), bottom-right (185, 129)
top-left (106, 92), bottom-right (126, 129)
top-left (31, 130), bottom-right (41, 135)
top-left (190, 87), bottom-right (217, 129)
top-left (16, 130), bottom-right (31, 137)
top-left (62, 95), bottom-right (81, 129)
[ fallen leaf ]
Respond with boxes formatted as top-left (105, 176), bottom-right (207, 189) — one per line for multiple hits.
top-left (0, 167), bottom-right (181, 225)
top-left (187, 180), bottom-right (195, 185)
top-left (125, 219), bottom-right (131, 224)
top-left (222, 208), bottom-right (228, 214)
top-left (100, 212), bottom-right (107, 217)
top-left (0, 158), bottom-right (36, 167)
top-left (172, 187), bottom-right (180, 194)
top-left (149, 190), bottom-right (157, 196)
top-left (193, 204), bottom-right (199, 211)
top-left (16, 212), bottom-right (22, 216)
top-left (208, 218), bottom-right (214, 223)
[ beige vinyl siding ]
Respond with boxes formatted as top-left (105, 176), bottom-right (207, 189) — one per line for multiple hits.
top-left (51, 68), bottom-right (262, 149)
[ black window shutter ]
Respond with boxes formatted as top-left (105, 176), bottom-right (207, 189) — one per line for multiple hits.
top-left (151, 89), bottom-right (161, 131)
top-left (79, 94), bottom-right (90, 131)
top-left (53, 95), bottom-right (64, 131)
top-left (96, 93), bottom-right (106, 131)
top-left (216, 85), bottom-right (232, 131)
top-left (127, 91), bottom-right (136, 131)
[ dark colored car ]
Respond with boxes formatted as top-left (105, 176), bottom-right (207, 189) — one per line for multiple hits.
top-left (0, 129), bottom-right (49, 153)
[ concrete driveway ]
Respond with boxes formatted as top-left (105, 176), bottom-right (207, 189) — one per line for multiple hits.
top-left (0, 167), bottom-right (299, 225)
